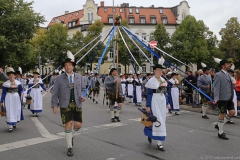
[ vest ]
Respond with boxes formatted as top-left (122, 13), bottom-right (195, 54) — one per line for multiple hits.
top-left (70, 83), bottom-right (75, 102)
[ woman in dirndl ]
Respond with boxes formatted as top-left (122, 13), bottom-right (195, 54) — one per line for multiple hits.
top-left (133, 73), bottom-right (143, 106)
top-left (0, 67), bottom-right (24, 132)
top-left (168, 72), bottom-right (180, 115)
top-left (144, 64), bottom-right (169, 151)
top-left (27, 69), bottom-right (46, 117)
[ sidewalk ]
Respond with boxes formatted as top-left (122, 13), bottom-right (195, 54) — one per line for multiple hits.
top-left (180, 104), bottom-right (240, 119)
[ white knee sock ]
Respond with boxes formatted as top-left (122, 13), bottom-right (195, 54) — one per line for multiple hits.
top-left (65, 129), bottom-right (73, 148)
top-left (110, 108), bottom-right (115, 118)
top-left (8, 125), bottom-right (13, 129)
top-left (157, 140), bottom-right (163, 147)
top-left (115, 107), bottom-right (121, 117)
top-left (72, 127), bottom-right (79, 138)
top-left (218, 119), bottom-right (224, 134)
top-left (223, 115), bottom-right (231, 124)
top-left (202, 104), bottom-right (207, 116)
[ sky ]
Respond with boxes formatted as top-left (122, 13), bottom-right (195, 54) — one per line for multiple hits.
top-left (25, 0), bottom-right (240, 40)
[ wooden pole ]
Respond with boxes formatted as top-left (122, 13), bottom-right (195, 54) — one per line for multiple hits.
top-left (116, 26), bottom-right (119, 99)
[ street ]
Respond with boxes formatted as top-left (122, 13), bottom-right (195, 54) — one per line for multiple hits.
top-left (0, 89), bottom-right (240, 160)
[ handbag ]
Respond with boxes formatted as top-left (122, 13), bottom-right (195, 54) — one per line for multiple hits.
top-left (0, 106), bottom-right (6, 117)
top-left (25, 96), bottom-right (32, 105)
top-left (140, 113), bottom-right (161, 128)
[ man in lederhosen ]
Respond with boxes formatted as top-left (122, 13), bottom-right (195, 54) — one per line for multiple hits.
top-left (91, 73), bottom-right (101, 104)
top-left (51, 51), bottom-right (86, 156)
top-left (105, 68), bottom-right (123, 122)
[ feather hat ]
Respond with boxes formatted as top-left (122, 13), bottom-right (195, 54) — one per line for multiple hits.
top-left (6, 67), bottom-right (15, 75)
top-left (62, 50), bottom-right (76, 67)
top-left (33, 68), bottom-right (40, 75)
top-left (153, 56), bottom-right (166, 70)
top-left (16, 67), bottom-right (22, 75)
top-left (53, 70), bottom-right (59, 75)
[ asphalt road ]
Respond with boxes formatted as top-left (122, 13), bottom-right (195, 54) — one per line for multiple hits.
top-left (0, 88), bottom-right (240, 160)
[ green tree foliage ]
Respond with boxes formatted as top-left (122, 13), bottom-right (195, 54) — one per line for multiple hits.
top-left (171, 15), bottom-right (209, 69)
top-left (219, 17), bottom-right (240, 69)
top-left (0, 0), bottom-right (45, 71)
top-left (152, 23), bottom-right (170, 65)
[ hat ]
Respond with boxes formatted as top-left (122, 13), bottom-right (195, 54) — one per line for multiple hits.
top-left (171, 72), bottom-right (178, 77)
top-left (16, 67), bottom-right (22, 75)
top-left (202, 67), bottom-right (210, 72)
top-left (6, 67), bottom-right (15, 75)
top-left (85, 71), bottom-right (88, 74)
top-left (128, 70), bottom-right (133, 75)
top-left (219, 59), bottom-right (231, 67)
top-left (53, 70), bottom-right (59, 75)
top-left (62, 50), bottom-right (76, 67)
top-left (33, 68), bottom-right (40, 75)
top-left (166, 72), bottom-right (172, 75)
top-left (227, 69), bottom-right (234, 74)
top-left (137, 71), bottom-right (140, 74)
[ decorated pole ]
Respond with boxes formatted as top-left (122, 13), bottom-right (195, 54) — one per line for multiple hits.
top-left (115, 14), bottom-right (121, 99)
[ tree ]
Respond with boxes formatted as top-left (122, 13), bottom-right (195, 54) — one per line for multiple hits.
top-left (0, 0), bottom-right (45, 71)
top-left (171, 15), bottom-right (209, 69)
top-left (152, 23), bottom-right (170, 65)
top-left (219, 17), bottom-right (240, 69)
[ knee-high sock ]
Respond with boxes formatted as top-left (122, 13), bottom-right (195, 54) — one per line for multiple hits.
top-left (72, 127), bottom-right (80, 138)
top-left (8, 125), bottom-right (13, 129)
top-left (218, 119), bottom-right (224, 134)
top-left (202, 104), bottom-right (208, 116)
top-left (65, 129), bottom-right (73, 148)
top-left (110, 108), bottom-right (114, 118)
top-left (157, 140), bottom-right (163, 147)
top-left (223, 114), bottom-right (231, 124)
top-left (115, 107), bottom-right (121, 117)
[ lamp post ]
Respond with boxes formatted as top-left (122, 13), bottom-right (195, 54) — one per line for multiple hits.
top-left (37, 55), bottom-right (41, 74)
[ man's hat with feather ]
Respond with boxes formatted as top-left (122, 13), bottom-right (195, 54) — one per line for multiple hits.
top-left (62, 50), bottom-right (76, 67)
top-left (153, 56), bottom-right (166, 70)
top-left (16, 67), bottom-right (22, 75)
top-left (33, 68), bottom-right (40, 75)
top-left (6, 67), bottom-right (15, 75)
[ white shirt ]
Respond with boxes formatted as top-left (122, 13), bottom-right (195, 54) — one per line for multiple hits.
top-left (66, 72), bottom-right (74, 83)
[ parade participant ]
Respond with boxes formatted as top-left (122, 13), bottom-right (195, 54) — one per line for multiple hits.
top-left (0, 67), bottom-right (25, 87)
top-left (105, 68), bottom-right (123, 122)
top-left (21, 74), bottom-right (28, 107)
top-left (126, 71), bottom-right (134, 103)
top-left (0, 67), bottom-right (24, 132)
top-left (133, 72), bottom-right (143, 106)
top-left (197, 67), bottom-right (212, 119)
top-left (87, 72), bottom-right (94, 99)
top-left (227, 69), bottom-right (237, 120)
top-left (142, 73), bottom-right (152, 101)
top-left (235, 70), bottom-right (240, 114)
top-left (168, 72), bottom-right (180, 115)
top-left (120, 74), bottom-right (126, 100)
top-left (104, 76), bottom-right (109, 106)
top-left (51, 51), bottom-right (86, 156)
top-left (91, 73), bottom-right (101, 104)
top-left (49, 70), bottom-right (59, 93)
top-left (27, 69), bottom-right (47, 117)
top-left (214, 60), bottom-right (235, 140)
top-left (144, 63), bottom-right (169, 151)
top-left (183, 71), bottom-right (197, 106)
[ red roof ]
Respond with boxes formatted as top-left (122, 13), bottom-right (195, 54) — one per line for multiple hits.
top-left (48, 10), bottom-right (84, 27)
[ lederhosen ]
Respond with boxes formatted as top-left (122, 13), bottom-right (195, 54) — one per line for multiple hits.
top-left (93, 78), bottom-right (100, 95)
top-left (60, 81), bottom-right (82, 124)
top-left (108, 77), bottom-right (123, 105)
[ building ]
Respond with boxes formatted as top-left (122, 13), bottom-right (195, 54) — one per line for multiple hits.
top-left (48, 0), bottom-right (190, 74)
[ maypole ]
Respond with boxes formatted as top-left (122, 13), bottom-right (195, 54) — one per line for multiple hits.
top-left (115, 14), bottom-right (121, 99)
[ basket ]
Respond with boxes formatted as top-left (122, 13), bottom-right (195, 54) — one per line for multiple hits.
top-left (25, 96), bottom-right (32, 105)
top-left (0, 106), bottom-right (6, 117)
top-left (141, 114), bottom-right (153, 127)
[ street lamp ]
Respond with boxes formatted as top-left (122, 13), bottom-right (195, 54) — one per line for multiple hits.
top-left (37, 55), bottom-right (41, 74)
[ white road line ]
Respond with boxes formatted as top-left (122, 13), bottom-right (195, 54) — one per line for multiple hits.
top-left (31, 117), bottom-right (52, 138)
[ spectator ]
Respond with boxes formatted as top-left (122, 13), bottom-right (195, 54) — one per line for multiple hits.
top-left (183, 71), bottom-right (197, 106)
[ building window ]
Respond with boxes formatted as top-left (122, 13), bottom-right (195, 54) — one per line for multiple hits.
top-left (108, 17), bottom-right (113, 23)
top-left (150, 33), bottom-right (154, 40)
top-left (140, 17), bottom-right (146, 24)
top-left (129, 17), bottom-right (134, 24)
top-left (142, 64), bottom-right (146, 73)
top-left (88, 13), bottom-right (90, 21)
top-left (136, 8), bottom-right (139, 14)
top-left (129, 8), bottom-right (132, 14)
top-left (68, 23), bottom-right (72, 28)
top-left (73, 21), bottom-right (75, 26)
top-left (104, 8), bottom-right (107, 12)
top-left (120, 8), bottom-right (123, 12)
top-left (162, 17), bottom-right (168, 24)
top-left (182, 12), bottom-right (186, 20)
top-left (118, 65), bottom-right (121, 73)
top-left (151, 17), bottom-right (156, 24)
top-left (51, 19), bottom-right (55, 22)
top-left (109, 52), bottom-right (113, 58)
top-left (142, 33), bottom-right (146, 40)
top-left (91, 13), bottom-right (94, 20)
top-left (70, 14), bottom-right (72, 18)
top-left (45, 68), bottom-right (47, 74)
top-left (113, 8), bottom-right (116, 13)
top-left (160, 8), bottom-right (163, 14)
top-left (76, 12), bottom-right (78, 16)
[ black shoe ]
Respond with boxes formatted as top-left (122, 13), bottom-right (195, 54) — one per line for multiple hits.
top-left (8, 128), bottom-right (13, 132)
top-left (13, 125), bottom-right (16, 129)
top-left (90, 97), bottom-right (92, 99)
top-left (169, 110), bottom-right (172, 113)
top-left (157, 145), bottom-right (165, 151)
top-left (111, 118), bottom-right (116, 122)
top-left (227, 120), bottom-right (235, 124)
top-left (93, 99), bottom-right (95, 102)
top-left (148, 137), bottom-right (152, 143)
top-left (96, 101), bottom-right (98, 104)
top-left (175, 112), bottom-right (179, 115)
top-left (202, 115), bottom-right (209, 119)
top-left (67, 148), bottom-right (74, 156)
top-left (115, 116), bottom-right (121, 122)
top-left (218, 133), bottom-right (229, 140)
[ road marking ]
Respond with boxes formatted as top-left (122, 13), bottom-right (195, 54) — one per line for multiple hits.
top-left (31, 117), bottom-right (52, 138)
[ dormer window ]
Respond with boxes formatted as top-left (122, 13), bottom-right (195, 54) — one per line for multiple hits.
top-left (76, 12), bottom-right (78, 16)
top-left (70, 14), bottom-right (72, 18)
top-left (136, 8), bottom-right (139, 14)
top-left (162, 16), bottom-right (168, 24)
top-left (104, 8), bottom-right (107, 12)
top-left (140, 16), bottom-right (146, 23)
top-left (113, 8), bottom-right (116, 13)
top-left (129, 8), bottom-right (132, 14)
top-left (160, 8), bottom-right (163, 14)
top-left (120, 8), bottom-right (123, 12)
top-left (151, 16), bottom-right (156, 24)
top-left (129, 16), bottom-right (134, 23)
top-left (51, 19), bottom-right (55, 22)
